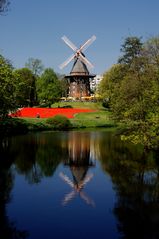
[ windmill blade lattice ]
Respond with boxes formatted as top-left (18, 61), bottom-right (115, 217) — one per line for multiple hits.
top-left (79, 35), bottom-right (96, 53)
top-left (59, 54), bottom-right (75, 70)
top-left (62, 35), bottom-right (78, 52)
top-left (79, 53), bottom-right (94, 68)
top-left (59, 35), bottom-right (96, 69)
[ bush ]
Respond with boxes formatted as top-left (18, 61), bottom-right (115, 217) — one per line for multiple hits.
top-left (27, 121), bottom-right (49, 131)
top-left (102, 100), bottom-right (110, 109)
top-left (46, 115), bottom-right (72, 130)
top-left (0, 117), bottom-right (28, 136)
top-left (60, 105), bottom-right (73, 108)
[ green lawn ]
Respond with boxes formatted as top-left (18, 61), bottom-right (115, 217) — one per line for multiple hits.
top-left (71, 110), bottom-right (115, 128)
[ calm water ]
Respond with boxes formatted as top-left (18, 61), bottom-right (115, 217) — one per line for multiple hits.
top-left (0, 130), bottom-right (159, 239)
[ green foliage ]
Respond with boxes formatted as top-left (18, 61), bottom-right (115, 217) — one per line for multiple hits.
top-left (143, 36), bottom-right (159, 67)
top-left (37, 68), bottom-right (62, 107)
top-left (0, 54), bottom-right (17, 118)
top-left (27, 121), bottom-right (49, 131)
top-left (60, 77), bottom-right (69, 97)
top-left (0, 117), bottom-right (28, 136)
top-left (111, 59), bottom-right (157, 120)
top-left (100, 35), bottom-right (159, 149)
top-left (124, 112), bottom-right (159, 149)
top-left (46, 115), bottom-right (72, 130)
top-left (14, 68), bottom-right (37, 107)
top-left (118, 36), bottom-right (143, 65)
top-left (102, 100), bottom-right (110, 109)
top-left (98, 64), bottom-right (126, 103)
top-left (117, 61), bottom-right (159, 149)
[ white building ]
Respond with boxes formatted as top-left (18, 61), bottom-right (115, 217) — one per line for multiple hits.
top-left (90, 74), bottom-right (103, 92)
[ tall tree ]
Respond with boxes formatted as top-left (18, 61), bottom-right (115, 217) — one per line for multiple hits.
top-left (98, 64), bottom-right (126, 103)
top-left (60, 77), bottom-right (69, 98)
top-left (0, 54), bottom-right (17, 118)
top-left (143, 36), bottom-right (159, 68)
top-left (25, 58), bottom-right (44, 76)
top-left (14, 68), bottom-right (37, 107)
top-left (113, 56), bottom-right (159, 149)
top-left (37, 68), bottom-right (62, 107)
top-left (118, 36), bottom-right (143, 65)
top-left (100, 35), bottom-right (159, 149)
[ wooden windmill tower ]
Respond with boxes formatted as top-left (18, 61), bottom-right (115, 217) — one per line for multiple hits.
top-left (59, 35), bottom-right (96, 100)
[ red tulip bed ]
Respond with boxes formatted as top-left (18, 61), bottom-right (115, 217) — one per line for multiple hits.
top-left (10, 107), bottom-right (95, 119)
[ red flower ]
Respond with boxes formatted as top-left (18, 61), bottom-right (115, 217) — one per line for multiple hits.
top-left (10, 107), bottom-right (95, 118)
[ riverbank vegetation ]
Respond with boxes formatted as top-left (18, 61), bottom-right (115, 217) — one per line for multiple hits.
top-left (98, 36), bottom-right (159, 150)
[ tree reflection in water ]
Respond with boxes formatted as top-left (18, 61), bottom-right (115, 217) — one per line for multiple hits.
top-left (112, 151), bottom-right (159, 239)
top-left (97, 132), bottom-right (159, 239)
top-left (0, 138), bottom-right (29, 239)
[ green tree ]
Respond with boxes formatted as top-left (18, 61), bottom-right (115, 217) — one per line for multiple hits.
top-left (118, 36), bottom-right (143, 65)
top-left (112, 58), bottom-right (154, 119)
top-left (143, 36), bottom-right (159, 70)
top-left (0, 54), bottom-right (17, 118)
top-left (100, 35), bottom-right (159, 149)
top-left (113, 56), bottom-right (159, 149)
top-left (98, 64), bottom-right (126, 104)
top-left (37, 68), bottom-right (62, 107)
top-left (25, 58), bottom-right (44, 76)
top-left (60, 77), bottom-right (69, 98)
top-left (56, 73), bottom-right (68, 98)
top-left (14, 68), bottom-right (37, 107)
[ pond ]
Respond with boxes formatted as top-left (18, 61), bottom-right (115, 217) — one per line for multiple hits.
top-left (0, 130), bottom-right (159, 239)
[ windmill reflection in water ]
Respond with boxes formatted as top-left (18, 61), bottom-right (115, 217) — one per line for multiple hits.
top-left (59, 134), bottom-right (95, 207)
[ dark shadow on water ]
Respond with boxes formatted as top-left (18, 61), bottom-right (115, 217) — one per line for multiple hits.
top-left (0, 138), bottom-right (29, 238)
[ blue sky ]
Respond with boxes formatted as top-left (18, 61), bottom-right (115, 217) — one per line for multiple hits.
top-left (0, 0), bottom-right (159, 74)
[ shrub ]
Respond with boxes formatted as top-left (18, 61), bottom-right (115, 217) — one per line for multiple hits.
top-left (0, 117), bottom-right (28, 136)
top-left (46, 115), bottom-right (72, 130)
top-left (102, 100), bottom-right (110, 109)
top-left (60, 105), bottom-right (73, 108)
top-left (27, 121), bottom-right (49, 131)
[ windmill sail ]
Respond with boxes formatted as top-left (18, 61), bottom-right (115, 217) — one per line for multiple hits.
top-left (59, 35), bottom-right (96, 69)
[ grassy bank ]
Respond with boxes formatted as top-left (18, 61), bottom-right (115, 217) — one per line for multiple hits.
top-left (0, 102), bottom-right (117, 135)
top-left (19, 109), bottom-right (116, 131)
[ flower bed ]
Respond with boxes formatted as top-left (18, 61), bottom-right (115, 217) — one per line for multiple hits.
top-left (10, 107), bottom-right (95, 119)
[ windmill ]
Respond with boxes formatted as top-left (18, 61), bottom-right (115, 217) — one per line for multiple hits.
top-left (59, 35), bottom-right (96, 100)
